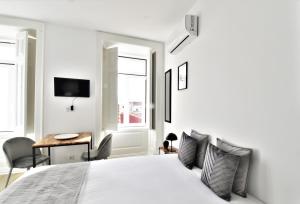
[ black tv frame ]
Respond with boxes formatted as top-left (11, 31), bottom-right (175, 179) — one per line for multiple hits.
top-left (54, 77), bottom-right (90, 98)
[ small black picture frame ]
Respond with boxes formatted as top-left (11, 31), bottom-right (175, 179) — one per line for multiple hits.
top-left (165, 69), bottom-right (172, 123)
top-left (178, 62), bottom-right (188, 90)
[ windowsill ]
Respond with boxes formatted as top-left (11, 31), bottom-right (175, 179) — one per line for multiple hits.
top-left (116, 126), bottom-right (149, 133)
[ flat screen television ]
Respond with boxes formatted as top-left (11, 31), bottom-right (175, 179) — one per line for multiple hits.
top-left (54, 77), bottom-right (90, 97)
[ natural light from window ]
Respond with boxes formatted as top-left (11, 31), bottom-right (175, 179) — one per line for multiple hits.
top-left (0, 42), bottom-right (16, 132)
top-left (118, 56), bottom-right (147, 127)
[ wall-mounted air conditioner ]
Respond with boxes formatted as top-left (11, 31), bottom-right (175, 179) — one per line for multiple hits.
top-left (168, 15), bottom-right (199, 55)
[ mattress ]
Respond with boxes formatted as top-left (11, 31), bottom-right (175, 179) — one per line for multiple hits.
top-left (16, 154), bottom-right (264, 204)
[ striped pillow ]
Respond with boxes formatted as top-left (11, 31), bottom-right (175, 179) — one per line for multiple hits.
top-left (201, 144), bottom-right (240, 201)
top-left (190, 129), bottom-right (209, 169)
top-left (178, 132), bottom-right (198, 169)
top-left (217, 138), bottom-right (252, 197)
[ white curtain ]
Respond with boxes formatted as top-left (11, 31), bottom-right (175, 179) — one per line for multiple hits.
top-left (102, 47), bottom-right (118, 131)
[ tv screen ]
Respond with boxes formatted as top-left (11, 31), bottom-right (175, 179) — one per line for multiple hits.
top-left (54, 77), bottom-right (90, 97)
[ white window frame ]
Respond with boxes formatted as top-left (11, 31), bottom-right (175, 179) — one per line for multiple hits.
top-left (0, 40), bottom-right (17, 135)
top-left (0, 32), bottom-right (28, 137)
top-left (117, 56), bottom-right (148, 129)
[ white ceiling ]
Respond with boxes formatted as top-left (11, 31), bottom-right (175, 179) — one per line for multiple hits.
top-left (0, 0), bottom-right (196, 41)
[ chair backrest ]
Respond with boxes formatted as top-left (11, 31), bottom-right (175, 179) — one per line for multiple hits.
top-left (96, 134), bottom-right (112, 160)
top-left (2, 137), bottom-right (40, 168)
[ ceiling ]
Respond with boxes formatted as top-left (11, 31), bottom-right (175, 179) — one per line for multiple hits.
top-left (0, 0), bottom-right (196, 41)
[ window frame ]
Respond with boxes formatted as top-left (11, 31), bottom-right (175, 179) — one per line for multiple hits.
top-left (0, 41), bottom-right (16, 66)
top-left (117, 55), bottom-right (148, 128)
top-left (0, 40), bottom-right (17, 133)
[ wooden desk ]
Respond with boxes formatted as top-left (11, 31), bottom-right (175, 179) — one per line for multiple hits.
top-left (32, 132), bottom-right (92, 167)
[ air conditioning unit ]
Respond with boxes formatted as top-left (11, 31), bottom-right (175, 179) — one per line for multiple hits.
top-left (168, 15), bottom-right (199, 55)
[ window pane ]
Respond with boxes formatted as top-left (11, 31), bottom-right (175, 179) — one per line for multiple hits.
top-left (118, 75), bottom-right (146, 126)
top-left (0, 65), bottom-right (16, 131)
top-left (0, 43), bottom-right (16, 64)
top-left (118, 57), bottom-right (146, 75)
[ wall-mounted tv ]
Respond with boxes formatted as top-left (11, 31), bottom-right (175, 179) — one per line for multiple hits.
top-left (54, 77), bottom-right (90, 97)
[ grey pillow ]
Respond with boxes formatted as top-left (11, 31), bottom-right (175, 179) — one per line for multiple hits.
top-left (178, 132), bottom-right (198, 169)
top-left (201, 144), bottom-right (240, 201)
top-left (217, 138), bottom-right (252, 197)
top-left (190, 129), bottom-right (209, 169)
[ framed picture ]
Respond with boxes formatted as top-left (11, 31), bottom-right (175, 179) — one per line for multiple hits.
top-left (178, 62), bottom-right (188, 90)
top-left (165, 69), bottom-right (172, 123)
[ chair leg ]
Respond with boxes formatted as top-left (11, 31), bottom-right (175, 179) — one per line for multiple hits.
top-left (5, 168), bottom-right (13, 188)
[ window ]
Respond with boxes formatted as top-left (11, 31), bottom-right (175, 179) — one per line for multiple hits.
top-left (118, 56), bottom-right (147, 127)
top-left (0, 41), bottom-right (17, 132)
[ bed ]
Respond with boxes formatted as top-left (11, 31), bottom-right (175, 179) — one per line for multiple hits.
top-left (0, 154), bottom-right (264, 204)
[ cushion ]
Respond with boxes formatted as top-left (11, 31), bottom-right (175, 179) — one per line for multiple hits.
top-left (190, 129), bottom-right (209, 169)
top-left (14, 155), bottom-right (49, 168)
top-left (217, 138), bottom-right (252, 197)
top-left (201, 144), bottom-right (240, 201)
top-left (178, 132), bottom-right (198, 169)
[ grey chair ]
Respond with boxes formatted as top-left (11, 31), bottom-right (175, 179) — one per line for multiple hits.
top-left (82, 134), bottom-right (112, 161)
top-left (3, 137), bottom-right (50, 187)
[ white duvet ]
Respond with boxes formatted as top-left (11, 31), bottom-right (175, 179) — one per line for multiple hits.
top-left (19, 154), bottom-right (264, 204)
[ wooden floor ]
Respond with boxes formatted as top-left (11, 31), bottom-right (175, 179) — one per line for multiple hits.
top-left (0, 173), bottom-right (23, 192)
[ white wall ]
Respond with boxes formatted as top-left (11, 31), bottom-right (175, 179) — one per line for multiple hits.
top-left (110, 129), bottom-right (149, 157)
top-left (43, 24), bottom-right (98, 163)
top-left (42, 24), bottom-right (164, 163)
top-left (165, 0), bottom-right (300, 204)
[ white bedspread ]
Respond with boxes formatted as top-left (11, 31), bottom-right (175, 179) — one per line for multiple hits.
top-left (78, 154), bottom-right (263, 204)
top-left (7, 154), bottom-right (264, 204)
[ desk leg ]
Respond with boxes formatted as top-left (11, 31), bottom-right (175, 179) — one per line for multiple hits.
top-left (32, 148), bottom-right (36, 168)
top-left (88, 143), bottom-right (90, 161)
top-left (48, 147), bottom-right (51, 165)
